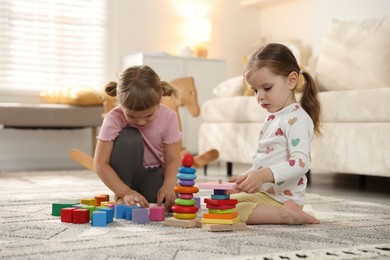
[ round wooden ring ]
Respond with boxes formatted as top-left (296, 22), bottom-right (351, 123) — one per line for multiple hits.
top-left (176, 173), bottom-right (196, 180)
top-left (174, 185), bottom-right (199, 194)
top-left (171, 204), bottom-right (198, 213)
top-left (175, 198), bottom-right (196, 206)
top-left (178, 167), bottom-right (196, 174)
top-left (178, 193), bottom-right (193, 199)
top-left (173, 212), bottom-right (197, 219)
top-left (178, 180), bottom-right (195, 187)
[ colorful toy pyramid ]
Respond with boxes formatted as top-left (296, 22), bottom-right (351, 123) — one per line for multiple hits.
top-left (165, 153), bottom-right (199, 228)
top-left (198, 180), bottom-right (247, 231)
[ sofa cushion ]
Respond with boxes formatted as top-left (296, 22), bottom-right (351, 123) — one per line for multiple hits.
top-left (202, 96), bottom-right (268, 123)
top-left (212, 76), bottom-right (246, 98)
top-left (320, 88), bottom-right (390, 122)
top-left (315, 16), bottom-right (390, 91)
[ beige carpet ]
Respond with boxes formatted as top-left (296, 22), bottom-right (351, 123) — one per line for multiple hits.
top-left (0, 170), bottom-right (389, 260)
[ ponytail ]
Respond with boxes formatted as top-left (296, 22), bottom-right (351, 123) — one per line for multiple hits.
top-left (104, 81), bottom-right (117, 97)
top-left (299, 71), bottom-right (321, 136)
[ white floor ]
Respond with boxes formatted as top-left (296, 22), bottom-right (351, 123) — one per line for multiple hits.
top-left (197, 162), bottom-right (390, 206)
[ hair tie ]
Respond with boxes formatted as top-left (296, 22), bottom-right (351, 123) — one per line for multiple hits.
top-left (299, 70), bottom-right (304, 75)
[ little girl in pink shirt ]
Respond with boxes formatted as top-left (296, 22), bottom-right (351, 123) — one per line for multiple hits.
top-left (94, 65), bottom-right (182, 210)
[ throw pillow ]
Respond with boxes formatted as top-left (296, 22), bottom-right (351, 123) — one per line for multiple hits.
top-left (212, 76), bottom-right (246, 97)
top-left (40, 86), bottom-right (104, 106)
top-left (315, 16), bottom-right (390, 91)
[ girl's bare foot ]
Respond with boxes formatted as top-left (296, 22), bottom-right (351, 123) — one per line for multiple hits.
top-left (282, 201), bottom-right (320, 224)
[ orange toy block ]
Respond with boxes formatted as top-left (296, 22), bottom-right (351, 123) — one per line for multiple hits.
top-left (201, 216), bottom-right (240, 225)
top-left (203, 212), bottom-right (238, 220)
top-left (95, 195), bottom-right (109, 206)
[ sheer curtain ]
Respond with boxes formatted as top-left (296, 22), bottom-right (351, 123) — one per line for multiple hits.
top-left (0, 0), bottom-right (107, 102)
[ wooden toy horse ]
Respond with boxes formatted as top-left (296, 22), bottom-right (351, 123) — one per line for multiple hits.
top-left (70, 77), bottom-right (218, 172)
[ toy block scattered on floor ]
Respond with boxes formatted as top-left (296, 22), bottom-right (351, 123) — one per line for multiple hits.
top-left (80, 198), bottom-right (97, 207)
top-left (125, 206), bottom-right (142, 220)
top-left (60, 208), bottom-right (76, 223)
top-left (114, 204), bottom-right (127, 219)
top-left (92, 211), bottom-right (107, 227)
top-left (96, 207), bottom-right (114, 223)
top-left (132, 208), bottom-right (149, 224)
top-left (52, 203), bottom-right (78, 216)
top-left (95, 194), bottom-right (109, 207)
top-left (73, 209), bottom-right (90, 224)
top-left (165, 217), bottom-right (198, 228)
top-left (149, 206), bottom-right (165, 221)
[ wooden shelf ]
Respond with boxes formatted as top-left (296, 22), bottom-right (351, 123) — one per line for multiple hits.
top-left (240, 0), bottom-right (296, 8)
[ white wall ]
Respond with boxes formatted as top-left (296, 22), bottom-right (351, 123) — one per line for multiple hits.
top-left (256, 0), bottom-right (390, 56)
top-left (107, 0), bottom-right (260, 79)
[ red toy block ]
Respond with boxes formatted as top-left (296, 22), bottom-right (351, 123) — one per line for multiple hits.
top-left (206, 203), bottom-right (236, 210)
top-left (204, 198), bottom-right (238, 206)
top-left (60, 208), bottom-right (76, 223)
top-left (149, 206), bottom-right (165, 221)
top-left (73, 209), bottom-right (90, 224)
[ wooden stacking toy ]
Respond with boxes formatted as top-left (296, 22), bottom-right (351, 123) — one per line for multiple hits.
top-left (165, 153), bottom-right (199, 228)
top-left (198, 180), bottom-right (247, 232)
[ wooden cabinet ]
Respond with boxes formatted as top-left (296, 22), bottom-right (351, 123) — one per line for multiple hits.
top-left (123, 53), bottom-right (226, 154)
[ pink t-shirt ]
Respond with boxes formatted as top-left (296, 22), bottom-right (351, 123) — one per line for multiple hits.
top-left (97, 104), bottom-right (182, 168)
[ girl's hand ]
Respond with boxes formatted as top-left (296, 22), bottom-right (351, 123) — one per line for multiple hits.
top-left (122, 190), bottom-right (149, 208)
top-left (236, 170), bottom-right (264, 194)
top-left (157, 185), bottom-right (176, 210)
top-left (227, 175), bottom-right (241, 194)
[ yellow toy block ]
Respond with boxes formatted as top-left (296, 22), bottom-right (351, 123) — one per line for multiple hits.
top-left (200, 216), bottom-right (240, 225)
top-left (80, 198), bottom-right (97, 207)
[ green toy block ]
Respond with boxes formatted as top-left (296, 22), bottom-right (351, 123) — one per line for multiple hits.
top-left (52, 203), bottom-right (78, 216)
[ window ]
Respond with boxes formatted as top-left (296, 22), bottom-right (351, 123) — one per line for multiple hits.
top-left (0, 0), bottom-right (107, 101)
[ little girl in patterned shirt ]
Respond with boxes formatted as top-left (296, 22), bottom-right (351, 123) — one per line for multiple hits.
top-left (230, 43), bottom-right (321, 225)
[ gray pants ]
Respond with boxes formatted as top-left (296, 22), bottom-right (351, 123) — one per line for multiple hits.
top-left (110, 127), bottom-right (164, 203)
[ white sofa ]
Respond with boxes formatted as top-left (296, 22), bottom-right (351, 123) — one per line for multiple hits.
top-left (198, 16), bottom-right (390, 182)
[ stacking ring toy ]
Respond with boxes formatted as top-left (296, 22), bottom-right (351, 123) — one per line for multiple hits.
top-left (173, 212), bottom-right (197, 219)
top-left (174, 185), bottom-right (199, 194)
top-left (175, 198), bottom-right (196, 206)
top-left (171, 205), bottom-right (198, 213)
top-left (178, 180), bottom-right (195, 187)
top-left (176, 173), bottom-right (196, 180)
top-left (178, 167), bottom-right (196, 174)
top-left (178, 193), bottom-right (193, 199)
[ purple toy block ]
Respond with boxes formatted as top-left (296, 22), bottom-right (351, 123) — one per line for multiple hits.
top-left (125, 206), bottom-right (142, 220)
top-left (132, 208), bottom-right (149, 224)
top-left (149, 206), bottom-right (165, 221)
top-left (194, 197), bottom-right (201, 209)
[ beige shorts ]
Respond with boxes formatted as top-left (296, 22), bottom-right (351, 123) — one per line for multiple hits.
top-left (230, 192), bottom-right (283, 223)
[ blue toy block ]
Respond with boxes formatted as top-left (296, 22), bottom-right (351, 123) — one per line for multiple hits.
top-left (114, 204), bottom-right (127, 219)
top-left (214, 189), bottom-right (228, 195)
top-left (97, 207), bottom-right (114, 223)
top-left (92, 211), bottom-right (107, 227)
top-left (211, 194), bottom-right (230, 200)
top-left (132, 208), bottom-right (149, 224)
top-left (125, 206), bottom-right (142, 220)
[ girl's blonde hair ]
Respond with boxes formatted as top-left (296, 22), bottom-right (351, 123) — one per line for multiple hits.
top-left (104, 65), bottom-right (177, 111)
top-left (244, 43), bottom-right (322, 135)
